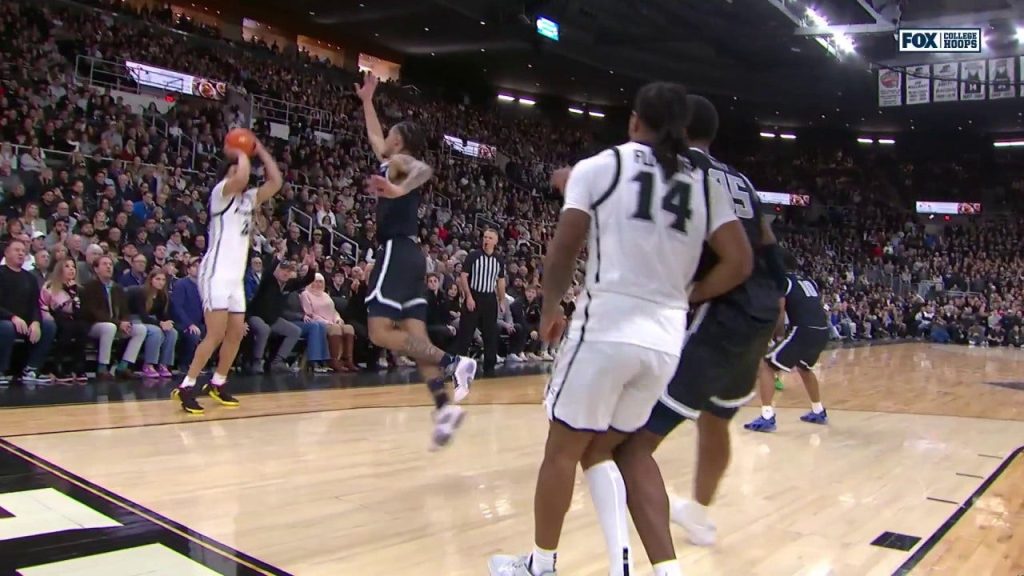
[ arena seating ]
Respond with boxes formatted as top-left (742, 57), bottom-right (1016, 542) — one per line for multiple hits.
top-left (2, 0), bottom-right (1023, 385)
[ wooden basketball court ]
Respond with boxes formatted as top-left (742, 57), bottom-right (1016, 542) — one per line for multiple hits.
top-left (0, 343), bottom-right (1021, 575)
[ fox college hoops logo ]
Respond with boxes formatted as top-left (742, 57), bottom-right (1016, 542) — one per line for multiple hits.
top-left (899, 28), bottom-right (981, 52)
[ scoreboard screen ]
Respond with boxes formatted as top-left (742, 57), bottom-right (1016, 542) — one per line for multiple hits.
top-left (536, 17), bottom-right (559, 41)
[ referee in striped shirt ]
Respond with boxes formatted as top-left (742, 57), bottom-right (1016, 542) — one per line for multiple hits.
top-left (454, 228), bottom-right (506, 374)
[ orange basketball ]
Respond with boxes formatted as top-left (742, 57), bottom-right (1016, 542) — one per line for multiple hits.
top-left (224, 128), bottom-right (257, 157)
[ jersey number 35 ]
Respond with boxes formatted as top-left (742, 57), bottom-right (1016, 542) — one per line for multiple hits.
top-left (708, 168), bottom-right (754, 220)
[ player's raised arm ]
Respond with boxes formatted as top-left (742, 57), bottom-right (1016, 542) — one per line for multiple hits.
top-left (690, 175), bottom-right (753, 303)
top-left (254, 140), bottom-right (283, 204)
top-left (354, 74), bottom-right (387, 160)
top-left (222, 151), bottom-right (251, 198)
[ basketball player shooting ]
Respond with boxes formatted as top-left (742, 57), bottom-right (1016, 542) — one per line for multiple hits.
top-left (173, 135), bottom-right (282, 415)
top-left (489, 83), bottom-right (752, 576)
top-left (612, 95), bottom-right (788, 552)
top-left (354, 73), bottom-right (476, 450)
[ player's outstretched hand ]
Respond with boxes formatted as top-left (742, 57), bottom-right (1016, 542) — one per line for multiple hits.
top-left (354, 74), bottom-right (379, 102)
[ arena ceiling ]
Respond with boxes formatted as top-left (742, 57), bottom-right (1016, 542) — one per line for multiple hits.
top-left (281, 0), bottom-right (1024, 134)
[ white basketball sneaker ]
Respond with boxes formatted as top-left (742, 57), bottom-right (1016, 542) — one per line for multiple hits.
top-left (670, 497), bottom-right (717, 547)
top-left (488, 554), bottom-right (556, 576)
top-left (451, 356), bottom-right (477, 402)
top-left (430, 403), bottom-right (465, 450)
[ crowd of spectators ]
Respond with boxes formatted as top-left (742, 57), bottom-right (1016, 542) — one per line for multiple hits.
top-left (2, 0), bottom-right (1024, 386)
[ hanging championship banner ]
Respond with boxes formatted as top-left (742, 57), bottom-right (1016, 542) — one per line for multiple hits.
top-left (933, 62), bottom-right (959, 102)
top-left (878, 68), bottom-right (902, 107)
top-left (988, 57), bottom-right (1016, 99)
top-left (905, 64), bottom-right (931, 104)
top-left (959, 60), bottom-right (986, 101)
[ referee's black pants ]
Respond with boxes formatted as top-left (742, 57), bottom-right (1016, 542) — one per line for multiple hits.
top-left (454, 290), bottom-right (499, 373)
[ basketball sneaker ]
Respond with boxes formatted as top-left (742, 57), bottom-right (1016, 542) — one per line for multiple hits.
top-left (449, 356), bottom-right (478, 402)
top-left (172, 386), bottom-right (204, 415)
top-left (204, 383), bottom-right (240, 407)
top-left (670, 497), bottom-right (717, 547)
top-left (430, 403), bottom-right (465, 450)
top-left (799, 409), bottom-right (828, 424)
top-left (743, 414), bottom-right (776, 432)
top-left (488, 554), bottom-right (556, 576)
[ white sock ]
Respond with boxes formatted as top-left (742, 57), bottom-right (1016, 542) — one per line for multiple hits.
top-left (529, 546), bottom-right (556, 575)
top-left (584, 460), bottom-right (632, 576)
top-left (653, 559), bottom-right (683, 576)
top-left (211, 373), bottom-right (227, 386)
top-left (180, 376), bottom-right (196, 388)
top-left (761, 405), bottom-right (775, 419)
top-left (811, 402), bottom-right (824, 414)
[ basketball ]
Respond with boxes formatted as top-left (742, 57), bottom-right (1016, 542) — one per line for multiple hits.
top-left (224, 128), bottom-right (257, 156)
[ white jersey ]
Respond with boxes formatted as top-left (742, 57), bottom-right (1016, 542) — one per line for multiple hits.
top-left (561, 142), bottom-right (737, 355)
top-left (200, 180), bottom-right (257, 285)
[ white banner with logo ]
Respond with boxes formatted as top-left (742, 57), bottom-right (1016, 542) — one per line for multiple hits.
top-left (959, 60), bottom-right (986, 100)
top-left (933, 62), bottom-right (959, 102)
top-left (988, 57), bottom-right (1016, 99)
top-left (905, 65), bottom-right (931, 105)
top-left (878, 69), bottom-right (902, 107)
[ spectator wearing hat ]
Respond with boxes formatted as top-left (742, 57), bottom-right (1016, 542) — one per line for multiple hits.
top-left (247, 253), bottom-right (318, 373)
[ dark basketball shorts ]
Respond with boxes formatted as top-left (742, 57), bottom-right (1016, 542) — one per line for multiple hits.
top-left (645, 302), bottom-right (777, 437)
top-left (765, 325), bottom-right (829, 372)
top-left (365, 237), bottom-right (427, 322)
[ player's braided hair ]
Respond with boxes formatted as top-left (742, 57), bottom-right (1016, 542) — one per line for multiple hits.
top-left (634, 82), bottom-right (693, 179)
top-left (393, 121), bottom-right (426, 157)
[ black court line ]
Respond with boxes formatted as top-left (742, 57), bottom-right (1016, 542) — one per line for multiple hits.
top-left (955, 472), bottom-right (985, 479)
top-left (0, 438), bottom-right (292, 575)
top-left (925, 496), bottom-right (960, 505)
top-left (0, 401), bottom-right (541, 438)
top-left (892, 445), bottom-right (1022, 575)
top-left (978, 453), bottom-right (1004, 459)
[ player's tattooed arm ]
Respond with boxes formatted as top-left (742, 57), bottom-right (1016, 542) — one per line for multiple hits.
top-left (391, 154), bottom-right (434, 193)
top-left (366, 155), bottom-right (434, 199)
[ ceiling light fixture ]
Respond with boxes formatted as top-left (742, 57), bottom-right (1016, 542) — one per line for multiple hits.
top-left (497, 94), bottom-right (516, 102)
top-left (759, 132), bottom-right (777, 139)
top-left (877, 138), bottom-right (895, 145)
top-left (589, 111), bottom-right (606, 118)
top-left (569, 107), bottom-right (585, 115)
top-left (519, 98), bottom-right (536, 106)
top-left (779, 133), bottom-right (797, 140)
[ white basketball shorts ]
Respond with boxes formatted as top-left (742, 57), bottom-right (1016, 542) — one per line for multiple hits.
top-left (544, 338), bottom-right (680, 433)
top-left (201, 279), bottom-right (247, 314)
